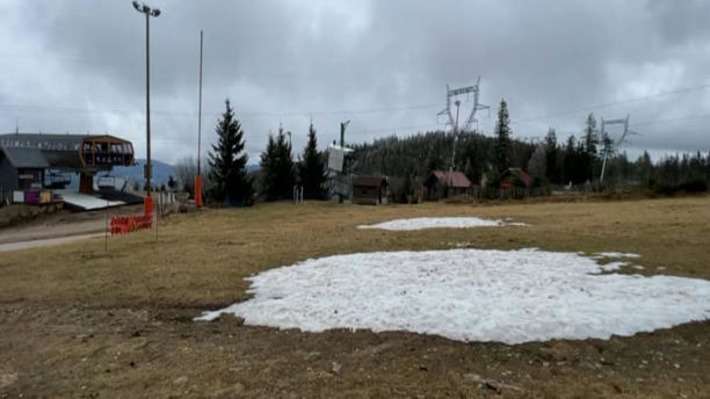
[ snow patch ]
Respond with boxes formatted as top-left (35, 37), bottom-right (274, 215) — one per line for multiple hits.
top-left (358, 217), bottom-right (526, 231)
top-left (593, 252), bottom-right (642, 259)
top-left (197, 249), bottom-right (710, 344)
top-left (599, 261), bottom-right (628, 272)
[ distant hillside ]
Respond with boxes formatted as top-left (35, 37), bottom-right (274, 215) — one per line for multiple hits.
top-left (110, 159), bottom-right (174, 186)
top-left (350, 130), bottom-right (535, 183)
top-left (60, 160), bottom-right (258, 190)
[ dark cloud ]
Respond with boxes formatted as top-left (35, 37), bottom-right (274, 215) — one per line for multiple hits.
top-left (0, 0), bottom-right (708, 164)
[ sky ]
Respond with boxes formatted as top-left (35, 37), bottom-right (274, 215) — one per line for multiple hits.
top-left (0, 0), bottom-right (709, 165)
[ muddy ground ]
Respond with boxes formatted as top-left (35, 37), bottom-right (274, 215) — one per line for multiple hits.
top-left (1, 197), bottom-right (709, 398)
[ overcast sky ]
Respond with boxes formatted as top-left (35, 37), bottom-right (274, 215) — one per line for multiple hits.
top-left (0, 0), bottom-right (708, 164)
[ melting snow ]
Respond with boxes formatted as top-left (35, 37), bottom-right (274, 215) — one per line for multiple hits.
top-left (593, 252), bottom-right (642, 259)
top-left (197, 248), bottom-right (710, 344)
top-left (358, 217), bottom-right (526, 231)
top-left (599, 261), bottom-right (628, 272)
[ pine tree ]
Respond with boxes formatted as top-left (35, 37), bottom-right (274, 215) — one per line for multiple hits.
top-left (563, 135), bottom-right (580, 184)
top-left (583, 113), bottom-right (598, 156)
top-left (599, 130), bottom-right (615, 181)
top-left (299, 123), bottom-right (327, 200)
top-left (207, 99), bottom-right (253, 206)
top-left (635, 151), bottom-right (653, 184)
top-left (544, 128), bottom-right (559, 184)
top-left (260, 127), bottom-right (296, 201)
top-left (494, 99), bottom-right (512, 173)
top-left (583, 113), bottom-right (599, 181)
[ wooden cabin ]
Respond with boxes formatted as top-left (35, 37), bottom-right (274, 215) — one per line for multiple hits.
top-left (423, 170), bottom-right (471, 201)
top-left (352, 175), bottom-right (388, 205)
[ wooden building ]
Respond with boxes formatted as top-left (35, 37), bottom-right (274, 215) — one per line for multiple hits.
top-left (0, 133), bottom-right (134, 203)
top-left (352, 175), bottom-right (388, 205)
top-left (423, 170), bottom-right (471, 201)
top-left (500, 168), bottom-right (532, 189)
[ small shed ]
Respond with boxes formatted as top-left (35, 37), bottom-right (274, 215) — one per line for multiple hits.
top-left (352, 175), bottom-right (388, 205)
top-left (423, 170), bottom-right (471, 201)
top-left (0, 147), bottom-right (50, 195)
top-left (500, 168), bottom-right (532, 189)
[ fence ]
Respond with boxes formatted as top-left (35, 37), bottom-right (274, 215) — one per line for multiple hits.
top-left (470, 186), bottom-right (552, 200)
top-left (109, 192), bottom-right (177, 236)
top-left (110, 215), bottom-right (153, 235)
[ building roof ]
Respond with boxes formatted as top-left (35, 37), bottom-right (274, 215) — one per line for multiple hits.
top-left (353, 175), bottom-right (388, 187)
top-left (503, 168), bottom-right (532, 187)
top-left (0, 146), bottom-right (50, 168)
top-left (429, 170), bottom-right (472, 188)
top-left (0, 133), bottom-right (127, 152)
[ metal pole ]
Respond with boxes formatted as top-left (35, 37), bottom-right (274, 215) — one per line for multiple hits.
top-left (156, 192), bottom-right (159, 240)
top-left (104, 198), bottom-right (109, 251)
top-left (197, 30), bottom-right (203, 176)
top-left (145, 12), bottom-right (152, 198)
top-left (194, 29), bottom-right (204, 208)
top-left (451, 100), bottom-right (461, 172)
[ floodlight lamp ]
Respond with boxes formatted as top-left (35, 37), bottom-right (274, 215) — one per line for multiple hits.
top-left (152, 9), bottom-right (161, 17)
top-left (132, 1), bottom-right (141, 11)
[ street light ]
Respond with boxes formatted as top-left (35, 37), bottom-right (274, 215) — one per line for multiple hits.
top-left (132, 1), bottom-right (160, 215)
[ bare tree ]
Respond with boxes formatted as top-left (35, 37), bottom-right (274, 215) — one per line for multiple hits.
top-left (527, 145), bottom-right (547, 181)
top-left (174, 156), bottom-right (198, 194)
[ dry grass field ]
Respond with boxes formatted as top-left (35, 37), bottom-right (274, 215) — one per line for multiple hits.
top-left (1, 196), bottom-right (709, 398)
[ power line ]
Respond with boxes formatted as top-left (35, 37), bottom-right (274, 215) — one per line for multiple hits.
top-left (1, 83), bottom-right (708, 122)
top-left (634, 113), bottom-right (710, 127)
top-left (511, 83), bottom-right (710, 126)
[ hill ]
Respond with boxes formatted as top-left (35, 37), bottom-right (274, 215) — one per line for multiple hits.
top-left (110, 159), bottom-right (174, 187)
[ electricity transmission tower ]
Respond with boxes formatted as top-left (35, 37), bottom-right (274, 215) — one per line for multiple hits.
top-left (437, 77), bottom-right (490, 171)
top-left (599, 114), bottom-right (640, 182)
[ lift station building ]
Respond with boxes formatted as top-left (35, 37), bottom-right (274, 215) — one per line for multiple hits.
top-left (0, 132), bottom-right (135, 204)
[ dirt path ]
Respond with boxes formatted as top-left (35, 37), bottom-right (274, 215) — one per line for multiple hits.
top-left (0, 220), bottom-right (106, 245)
top-left (0, 233), bottom-right (104, 253)
top-left (0, 204), bottom-right (144, 246)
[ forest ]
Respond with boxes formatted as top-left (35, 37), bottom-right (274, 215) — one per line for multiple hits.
top-left (181, 99), bottom-right (709, 206)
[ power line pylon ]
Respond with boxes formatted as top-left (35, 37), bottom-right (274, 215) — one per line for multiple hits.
top-left (437, 77), bottom-right (490, 170)
top-left (599, 114), bottom-right (641, 182)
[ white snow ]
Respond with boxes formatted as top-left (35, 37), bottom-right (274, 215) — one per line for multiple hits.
top-left (593, 252), bottom-right (642, 259)
top-left (599, 261), bottom-right (628, 272)
top-left (197, 248), bottom-right (710, 344)
top-left (358, 217), bottom-right (526, 231)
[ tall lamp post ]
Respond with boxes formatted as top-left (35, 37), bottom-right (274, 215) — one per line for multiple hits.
top-left (132, 1), bottom-right (161, 215)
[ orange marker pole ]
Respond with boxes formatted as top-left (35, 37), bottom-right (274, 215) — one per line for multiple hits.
top-left (144, 195), bottom-right (153, 216)
top-left (195, 174), bottom-right (203, 208)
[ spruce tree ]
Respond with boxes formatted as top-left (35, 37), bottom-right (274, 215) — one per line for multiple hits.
top-left (207, 99), bottom-right (253, 206)
top-left (494, 99), bottom-right (512, 173)
top-left (563, 135), bottom-right (578, 184)
top-left (299, 123), bottom-right (327, 200)
top-left (583, 113), bottom-right (599, 181)
top-left (544, 128), bottom-right (559, 184)
top-left (260, 127), bottom-right (296, 201)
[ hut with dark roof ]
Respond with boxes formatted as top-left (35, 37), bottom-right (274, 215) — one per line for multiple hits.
top-left (423, 170), bottom-right (471, 201)
top-left (352, 175), bottom-right (388, 205)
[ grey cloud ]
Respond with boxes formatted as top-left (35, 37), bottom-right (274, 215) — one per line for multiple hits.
top-left (1, 0), bottom-right (708, 164)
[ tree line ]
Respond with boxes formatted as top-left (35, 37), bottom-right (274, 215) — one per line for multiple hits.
top-left (352, 99), bottom-right (710, 196)
top-left (179, 100), bottom-right (328, 206)
top-left (176, 98), bottom-right (709, 206)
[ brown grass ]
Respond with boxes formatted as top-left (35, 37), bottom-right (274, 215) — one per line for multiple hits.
top-left (1, 197), bottom-right (709, 398)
